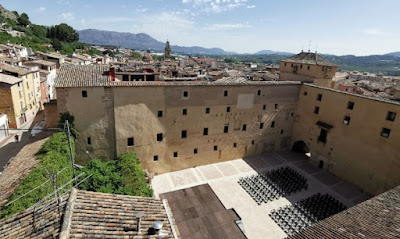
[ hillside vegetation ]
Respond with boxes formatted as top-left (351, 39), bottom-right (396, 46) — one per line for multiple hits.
top-left (0, 6), bottom-right (97, 55)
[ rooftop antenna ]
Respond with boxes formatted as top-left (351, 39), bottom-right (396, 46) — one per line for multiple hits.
top-left (308, 40), bottom-right (312, 53)
top-left (315, 44), bottom-right (318, 54)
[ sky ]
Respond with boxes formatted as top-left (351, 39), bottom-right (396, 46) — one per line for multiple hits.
top-left (1, 0), bottom-right (400, 56)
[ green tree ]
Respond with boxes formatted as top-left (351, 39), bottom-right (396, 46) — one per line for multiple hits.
top-left (80, 152), bottom-right (153, 197)
top-left (30, 24), bottom-right (47, 38)
top-left (17, 13), bottom-right (30, 27)
top-left (47, 23), bottom-right (79, 42)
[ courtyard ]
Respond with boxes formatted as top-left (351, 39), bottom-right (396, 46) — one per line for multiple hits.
top-left (152, 152), bottom-right (371, 239)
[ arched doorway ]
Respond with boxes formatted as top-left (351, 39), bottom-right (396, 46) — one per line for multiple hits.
top-left (292, 140), bottom-right (309, 154)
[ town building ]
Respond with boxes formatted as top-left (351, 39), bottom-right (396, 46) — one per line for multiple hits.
top-left (0, 66), bottom-right (40, 128)
top-left (279, 51), bottom-right (338, 87)
top-left (55, 63), bottom-right (400, 196)
top-left (55, 64), bottom-right (301, 175)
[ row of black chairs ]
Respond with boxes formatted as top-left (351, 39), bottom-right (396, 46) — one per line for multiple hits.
top-left (238, 167), bottom-right (308, 205)
top-left (269, 193), bottom-right (347, 236)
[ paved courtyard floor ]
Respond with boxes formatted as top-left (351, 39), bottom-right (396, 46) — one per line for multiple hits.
top-left (152, 152), bottom-right (371, 239)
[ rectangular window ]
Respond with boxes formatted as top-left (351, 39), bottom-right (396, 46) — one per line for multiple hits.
top-left (317, 94), bottom-right (322, 101)
top-left (183, 109), bottom-right (187, 115)
top-left (259, 123), bottom-right (264, 129)
top-left (158, 111), bottom-right (163, 117)
top-left (233, 143), bottom-right (237, 148)
top-left (194, 148), bottom-right (198, 154)
top-left (223, 90), bottom-right (228, 97)
top-left (153, 155), bottom-right (159, 161)
top-left (318, 128), bottom-right (328, 143)
top-left (263, 104), bottom-right (266, 110)
top-left (226, 106), bottom-right (231, 113)
top-left (314, 106), bottom-right (320, 114)
top-left (300, 65), bottom-right (303, 69)
top-left (307, 66), bottom-right (310, 70)
top-left (303, 91), bottom-right (307, 96)
top-left (257, 90), bottom-right (261, 96)
top-left (157, 133), bottom-right (163, 142)
top-left (203, 128), bottom-right (208, 135)
top-left (214, 145), bottom-right (218, 151)
top-left (347, 101), bottom-right (354, 110)
top-left (343, 116), bottom-right (351, 125)
top-left (173, 152), bottom-right (178, 158)
top-left (280, 129), bottom-right (284, 135)
top-left (183, 91), bottom-right (189, 98)
top-left (224, 125), bottom-right (229, 133)
top-left (87, 137), bottom-right (91, 145)
top-left (127, 137), bottom-right (134, 146)
top-left (206, 108), bottom-right (210, 114)
top-left (271, 121), bottom-right (275, 128)
top-left (251, 140), bottom-right (255, 145)
top-left (26, 82), bottom-right (29, 89)
top-left (82, 90), bottom-right (87, 98)
top-left (242, 124), bottom-right (247, 131)
top-left (386, 111), bottom-right (396, 121)
top-left (274, 104), bottom-right (278, 109)
top-left (381, 128), bottom-right (391, 138)
top-left (181, 130), bottom-right (187, 138)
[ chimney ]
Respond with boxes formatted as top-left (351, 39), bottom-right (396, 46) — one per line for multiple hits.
top-left (109, 67), bottom-right (116, 81)
top-left (135, 212), bottom-right (142, 235)
top-left (153, 221), bottom-right (163, 235)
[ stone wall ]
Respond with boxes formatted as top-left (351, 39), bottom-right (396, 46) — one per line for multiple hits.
top-left (44, 100), bottom-right (58, 128)
top-left (292, 84), bottom-right (400, 195)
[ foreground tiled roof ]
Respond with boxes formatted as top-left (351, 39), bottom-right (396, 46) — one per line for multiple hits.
top-left (160, 184), bottom-right (246, 239)
top-left (282, 52), bottom-right (337, 67)
top-left (0, 194), bottom-right (69, 238)
top-left (0, 189), bottom-right (179, 239)
top-left (56, 64), bottom-right (301, 88)
top-left (288, 185), bottom-right (400, 239)
top-left (69, 190), bottom-right (176, 238)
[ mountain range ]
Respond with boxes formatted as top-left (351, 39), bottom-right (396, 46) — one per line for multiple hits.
top-left (78, 29), bottom-right (400, 58)
top-left (78, 29), bottom-right (291, 55)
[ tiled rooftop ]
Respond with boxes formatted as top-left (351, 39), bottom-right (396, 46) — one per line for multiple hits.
top-left (1, 64), bottom-right (34, 76)
top-left (288, 185), bottom-right (400, 239)
top-left (0, 189), bottom-right (179, 239)
top-left (282, 52), bottom-right (337, 67)
top-left (304, 83), bottom-right (400, 106)
top-left (0, 73), bottom-right (22, 85)
top-left (55, 64), bottom-right (301, 88)
top-left (0, 194), bottom-right (69, 238)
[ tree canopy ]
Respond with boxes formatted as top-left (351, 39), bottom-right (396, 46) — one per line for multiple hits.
top-left (17, 13), bottom-right (30, 27)
top-left (47, 23), bottom-right (79, 42)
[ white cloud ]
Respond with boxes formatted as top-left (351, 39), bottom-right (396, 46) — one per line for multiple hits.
top-left (203, 23), bottom-right (252, 31)
top-left (136, 8), bottom-right (148, 12)
top-left (362, 28), bottom-right (386, 36)
top-left (246, 5), bottom-right (256, 8)
top-left (182, 0), bottom-right (250, 13)
top-left (39, 7), bottom-right (46, 11)
top-left (60, 12), bottom-right (75, 21)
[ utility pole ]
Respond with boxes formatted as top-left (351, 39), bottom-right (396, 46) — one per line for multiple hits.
top-left (65, 120), bottom-right (77, 186)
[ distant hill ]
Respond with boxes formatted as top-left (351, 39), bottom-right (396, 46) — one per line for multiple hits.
top-left (254, 50), bottom-right (293, 55)
top-left (385, 52), bottom-right (400, 58)
top-left (78, 29), bottom-right (234, 55)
